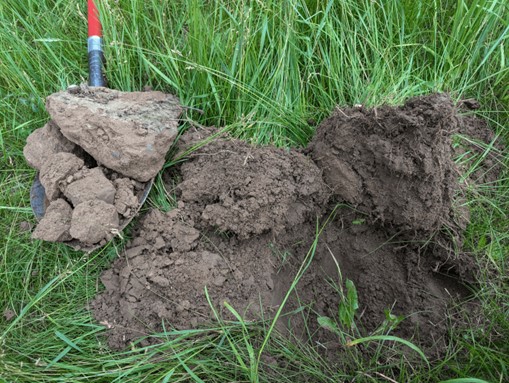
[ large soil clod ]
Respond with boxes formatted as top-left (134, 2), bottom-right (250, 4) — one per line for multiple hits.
top-left (46, 87), bottom-right (181, 182)
top-left (308, 93), bottom-right (463, 233)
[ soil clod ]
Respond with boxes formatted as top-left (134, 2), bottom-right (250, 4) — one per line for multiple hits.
top-left (70, 200), bottom-right (119, 245)
top-left (23, 121), bottom-right (78, 170)
top-left (64, 167), bottom-right (116, 206)
top-left (308, 93), bottom-right (461, 233)
top-left (46, 86), bottom-right (182, 182)
top-left (32, 198), bottom-right (73, 242)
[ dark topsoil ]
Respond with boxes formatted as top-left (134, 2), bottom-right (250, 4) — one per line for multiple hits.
top-left (91, 94), bottom-right (492, 354)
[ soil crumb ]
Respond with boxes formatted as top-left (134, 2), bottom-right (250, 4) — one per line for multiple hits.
top-left (90, 94), bottom-right (487, 356)
top-left (24, 85), bottom-right (182, 250)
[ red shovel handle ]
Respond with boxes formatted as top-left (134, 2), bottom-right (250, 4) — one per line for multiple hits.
top-left (87, 0), bottom-right (106, 86)
top-left (88, 0), bottom-right (102, 37)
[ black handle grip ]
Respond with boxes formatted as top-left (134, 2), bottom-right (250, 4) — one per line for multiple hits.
top-left (88, 50), bottom-right (106, 87)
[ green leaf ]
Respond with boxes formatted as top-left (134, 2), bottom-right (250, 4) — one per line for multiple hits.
top-left (317, 316), bottom-right (339, 334)
top-left (55, 330), bottom-right (83, 353)
top-left (346, 279), bottom-right (359, 311)
top-left (347, 335), bottom-right (429, 367)
top-left (161, 369), bottom-right (175, 383)
top-left (339, 279), bottom-right (359, 328)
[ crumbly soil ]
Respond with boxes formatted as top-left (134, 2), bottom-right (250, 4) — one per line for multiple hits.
top-left (88, 94), bottom-right (493, 354)
top-left (91, 133), bottom-right (328, 348)
top-left (23, 85), bottom-right (182, 249)
top-left (176, 128), bottom-right (329, 239)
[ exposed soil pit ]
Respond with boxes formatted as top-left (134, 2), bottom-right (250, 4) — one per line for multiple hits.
top-left (90, 94), bottom-right (491, 354)
top-left (91, 134), bottom-right (329, 348)
top-left (24, 85), bottom-right (182, 250)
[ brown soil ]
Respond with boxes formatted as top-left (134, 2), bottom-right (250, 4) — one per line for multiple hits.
top-left (307, 93), bottom-right (465, 234)
top-left (32, 199), bottom-right (73, 242)
top-left (91, 134), bottom-right (328, 348)
top-left (46, 86), bottom-right (181, 182)
top-left (176, 129), bottom-right (329, 239)
top-left (63, 167), bottom-right (116, 206)
top-left (88, 94), bottom-right (491, 353)
top-left (23, 120), bottom-right (78, 169)
top-left (70, 200), bottom-right (120, 245)
top-left (23, 85), bottom-right (182, 249)
top-left (39, 152), bottom-right (85, 201)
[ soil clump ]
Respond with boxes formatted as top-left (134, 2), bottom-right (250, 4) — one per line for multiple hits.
top-left (307, 93), bottom-right (465, 234)
top-left (23, 85), bottom-right (182, 249)
top-left (46, 87), bottom-right (181, 182)
top-left (90, 94), bottom-right (491, 354)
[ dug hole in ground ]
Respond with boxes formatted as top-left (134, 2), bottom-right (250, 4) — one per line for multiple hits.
top-left (25, 89), bottom-right (495, 359)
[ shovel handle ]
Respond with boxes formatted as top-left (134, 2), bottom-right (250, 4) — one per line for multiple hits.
top-left (88, 0), bottom-right (106, 87)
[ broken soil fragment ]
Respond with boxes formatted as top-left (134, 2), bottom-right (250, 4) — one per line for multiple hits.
top-left (70, 200), bottom-right (119, 245)
top-left (32, 199), bottom-right (73, 242)
top-left (64, 167), bottom-right (116, 206)
top-left (23, 85), bottom-right (182, 249)
top-left (3, 309), bottom-right (16, 322)
top-left (23, 121), bottom-right (78, 170)
top-left (113, 178), bottom-right (139, 217)
top-left (308, 93), bottom-right (462, 233)
top-left (40, 152), bottom-right (84, 201)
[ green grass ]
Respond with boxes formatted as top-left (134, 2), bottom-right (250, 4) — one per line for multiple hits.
top-left (1, 0), bottom-right (508, 382)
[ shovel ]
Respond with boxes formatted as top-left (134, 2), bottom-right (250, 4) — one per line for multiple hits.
top-left (30, 0), bottom-right (153, 252)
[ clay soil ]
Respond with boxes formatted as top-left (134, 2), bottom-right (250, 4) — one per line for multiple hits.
top-left (24, 85), bottom-right (181, 250)
top-left (91, 94), bottom-right (490, 354)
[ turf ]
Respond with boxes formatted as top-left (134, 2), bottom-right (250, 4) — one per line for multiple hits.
top-left (0, 0), bottom-right (508, 382)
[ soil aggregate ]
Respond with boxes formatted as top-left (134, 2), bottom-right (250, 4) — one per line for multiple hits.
top-left (64, 167), bottom-right (116, 206)
top-left (32, 198), bottom-right (73, 242)
top-left (45, 93), bottom-right (493, 354)
top-left (39, 152), bottom-right (85, 201)
top-left (70, 200), bottom-right (120, 245)
top-left (23, 85), bottom-right (182, 249)
top-left (23, 120), bottom-right (78, 169)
